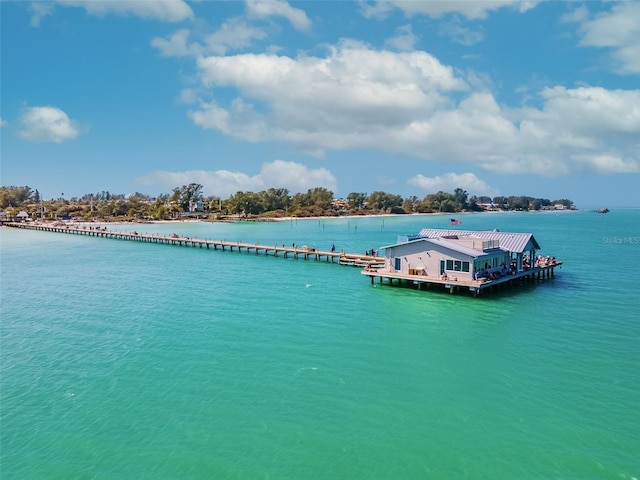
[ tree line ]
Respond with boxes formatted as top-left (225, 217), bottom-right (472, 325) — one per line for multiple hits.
top-left (0, 184), bottom-right (574, 221)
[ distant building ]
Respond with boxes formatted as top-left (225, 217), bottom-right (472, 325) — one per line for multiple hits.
top-left (477, 203), bottom-right (499, 211)
top-left (15, 211), bottom-right (30, 222)
top-left (332, 199), bottom-right (348, 210)
top-left (189, 200), bottom-right (204, 212)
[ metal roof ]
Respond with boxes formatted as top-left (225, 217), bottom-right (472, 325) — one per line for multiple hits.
top-left (417, 229), bottom-right (540, 254)
top-left (379, 237), bottom-right (498, 258)
top-left (428, 237), bottom-right (490, 258)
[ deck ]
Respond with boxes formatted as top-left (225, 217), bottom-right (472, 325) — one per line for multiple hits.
top-left (3, 222), bottom-right (385, 268)
top-left (362, 261), bottom-right (562, 295)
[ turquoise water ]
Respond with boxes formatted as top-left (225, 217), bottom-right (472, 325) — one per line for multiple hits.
top-left (1, 211), bottom-right (639, 479)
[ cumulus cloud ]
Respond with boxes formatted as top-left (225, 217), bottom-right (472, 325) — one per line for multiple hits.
top-left (19, 106), bottom-right (82, 143)
top-left (137, 160), bottom-right (337, 197)
top-left (246, 0), bottom-right (311, 31)
top-left (361, 0), bottom-right (539, 20)
top-left (568, 2), bottom-right (640, 75)
top-left (384, 24), bottom-right (418, 51)
top-left (408, 172), bottom-right (498, 196)
top-left (55, 0), bottom-right (193, 22)
top-left (185, 41), bottom-right (640, 177)
top-left (190, 41), bottom-right (466, 150)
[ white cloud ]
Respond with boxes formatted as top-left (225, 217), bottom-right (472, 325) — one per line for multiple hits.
top-left (384, 24), bottom-right (418, 51)
top-left (151, 29), bottom-right (201, 57)
top-left (569, 2), bottom-right (640, 74)
top-left (191, 41), bottom-right (467, 153)
top-left (19, 106), bottom-right (81, 143)
top-left (0, 117), bottom-right (7, 127)
top-left (203, 18), bottom-right (268, 55)
top-left (361, 0), bottom-right (539, 20)
top-left (560, 5), bottom-right (589, 24)
top-left (151, 19), bottom-right (267, 57)
top-left (30, 2), bottom-right (54, 27)
top-left (572, 154), bottom-right (640, 175)
top-left (246, 0), bottom-right (311, 31)
top-left (184, 40), bottom-right (640, 177)
top-left (261, 160), bottom-right (337, 192)
top-left (439, 18), bottom-right (484, 46)
top-left (55, 0), bottom-right (194, 22)
top-left (408, 172), bottom-right (499, 196)
top-left (178, 88), bottom-right (200, 105)
top-left (137, 160), bottom-right (337, 197)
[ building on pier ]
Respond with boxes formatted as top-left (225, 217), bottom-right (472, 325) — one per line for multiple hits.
top-left (364, 229), bottom-right (559, 295)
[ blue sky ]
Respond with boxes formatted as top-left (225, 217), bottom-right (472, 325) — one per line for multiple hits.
top-left (1, 0), bottom-right (639, 207)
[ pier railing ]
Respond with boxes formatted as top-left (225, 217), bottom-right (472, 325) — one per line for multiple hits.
top-left (3, 222), bottom-right (385, 268)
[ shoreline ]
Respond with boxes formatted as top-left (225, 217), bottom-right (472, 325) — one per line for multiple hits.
top-left (5, 208), bottom-right (583, 229)
top-left (151, 208), bottom-right (581, 224)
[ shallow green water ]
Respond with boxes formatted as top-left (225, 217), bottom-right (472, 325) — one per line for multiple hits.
top-left (1, 211), bottom-right (639, 479)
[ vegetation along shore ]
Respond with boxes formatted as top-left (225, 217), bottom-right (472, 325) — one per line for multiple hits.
top-left (1, 184), bottom-right (575, 223)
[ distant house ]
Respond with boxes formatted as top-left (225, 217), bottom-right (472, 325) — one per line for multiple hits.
top-left (189, 200), bottom-right (204, 212)
top-left (0, 212), bottom-right (8, 223)
top-left (15, 211), bottom-right (30, 222)
top-left (379, 229), bottom-right (540, 281)
top-left (332, 199), bottom-right (348, 210)
top-left (478, 203), bottom-right (499, 211)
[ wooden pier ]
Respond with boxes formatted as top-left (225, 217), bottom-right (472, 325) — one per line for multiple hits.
top-left (362, 261), bottom-right (562, 295)
top-left (3, 222), bottom-right (384, 268)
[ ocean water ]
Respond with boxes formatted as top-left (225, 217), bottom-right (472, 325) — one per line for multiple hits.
top-left (1, 210), bottom-right (639, 479)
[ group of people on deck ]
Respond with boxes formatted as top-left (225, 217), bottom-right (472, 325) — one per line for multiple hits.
top-left (475, 262), bottom-right (511, 281)
top-left (535, 255), bottom-right (556, 267)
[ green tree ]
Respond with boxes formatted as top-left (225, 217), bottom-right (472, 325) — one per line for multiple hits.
top-left (366, 191), bottom-right (403, 212)
top-left (171, 183), bottom-right (204, 212)
top-left (0, 186), bottom-right (33, 208)
top-left (261, 188), bottom-right (290, 212)
top-left (453, 188), bottom-right (469, 211)
top-left (346, 192), bottom-right (367, 210)
top-left (228, 191), bottom-right (264, 216)
top-left (402, 195), bottom-right (420, 213)
top-left (492, 196), bottom-right (508, 210)
top-left (307, 187), bottom-right (334, 211)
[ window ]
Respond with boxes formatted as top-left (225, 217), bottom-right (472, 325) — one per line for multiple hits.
top-left (395, 257), bottom-right (401, 270)
top-left (446, 259), bottom-right (470, 272)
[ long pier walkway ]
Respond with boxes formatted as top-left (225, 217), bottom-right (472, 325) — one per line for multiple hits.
top-left (4, 222), bottom-right (385, 268)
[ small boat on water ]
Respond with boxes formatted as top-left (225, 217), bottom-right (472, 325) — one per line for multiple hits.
top-left (597, 208), bottom-right (609, 213)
